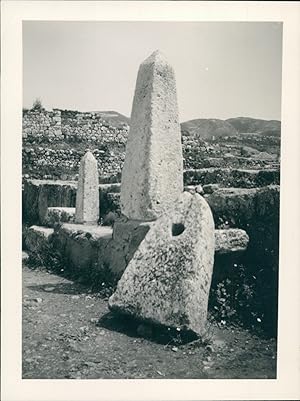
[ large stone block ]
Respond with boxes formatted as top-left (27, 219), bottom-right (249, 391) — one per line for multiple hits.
top-left (23, 179), bottom-right (77, 225)
top-left (109, 192), bottom-right (215, 336)
top-left (120, 50), bottom-right (183, 221)
top-left (55, 223), bottom-right (112, 272)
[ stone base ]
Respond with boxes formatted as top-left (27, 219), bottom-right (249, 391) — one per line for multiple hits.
top-left (215, 229), bottom-right (249, 254)
top-left (108, 219), bottom-right (153, 279)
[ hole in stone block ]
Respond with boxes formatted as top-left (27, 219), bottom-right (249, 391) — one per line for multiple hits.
top-left (172, 223), bottom-right (185, 237)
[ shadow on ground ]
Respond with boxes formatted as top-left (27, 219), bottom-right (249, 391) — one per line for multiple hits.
top-left (27, 282), bottom-right (88, 295)
top-left (97, 311), bottom-right (198, 345)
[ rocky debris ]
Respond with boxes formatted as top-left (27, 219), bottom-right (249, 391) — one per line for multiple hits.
top-left (43, 207), bottom-right (75, 227)
top-left (109, 192), bottom-right (215, 336)
top-left (120, 50), bottom-right (183, 221)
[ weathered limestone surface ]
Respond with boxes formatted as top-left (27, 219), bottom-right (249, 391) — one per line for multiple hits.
top-left (75, 151), bottom-right (99, 224)
top-left (23, 179), bottom-right (77, 225)
top-left (120, 50), bottom-right (183, 221)
top-left (55, 223), bottom-right (113, 271)
top-left (109, 192), bottom-right (215, 336)
top-left (215, 229), bottom-right (249, 254)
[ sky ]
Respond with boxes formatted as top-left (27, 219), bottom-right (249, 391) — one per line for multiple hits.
top-left (23, 21), bottom-right (282, 122)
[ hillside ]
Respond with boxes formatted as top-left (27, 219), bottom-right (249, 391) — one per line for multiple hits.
top-left (58, 109), bottom-right (130, 129)
top-left (181, 118), bottom-right (238, 140)
top-left (92, 111), bottom-right (130, 128)
top-left (226, 117), bottom-right (281, 136)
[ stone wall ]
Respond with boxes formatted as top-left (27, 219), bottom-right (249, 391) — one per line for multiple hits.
top-left (23, 109), bottom-right (63, 140)
top-left (23, 109), bottom-right (129, 180)
top-left (23, 108), bottom-right (279, 181)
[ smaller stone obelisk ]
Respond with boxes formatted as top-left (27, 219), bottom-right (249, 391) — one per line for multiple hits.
top-left (75, 150), bottom-right (99, 224)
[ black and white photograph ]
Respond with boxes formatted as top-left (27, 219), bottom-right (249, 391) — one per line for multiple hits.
top-left (1, 1), bottom-right (300, 401)
top-left (21, 20), bottom-right (281, 379)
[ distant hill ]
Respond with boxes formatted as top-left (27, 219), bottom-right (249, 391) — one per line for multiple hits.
top-left (94, 111), bottom-right (130, 128)
top-left (180, 118), bottom-right (238, 140)
top-left (226, 117), bottom-right (281, 136)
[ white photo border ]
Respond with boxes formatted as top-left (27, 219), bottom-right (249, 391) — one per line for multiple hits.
top-left (1, 1), bottom-right (300, 400)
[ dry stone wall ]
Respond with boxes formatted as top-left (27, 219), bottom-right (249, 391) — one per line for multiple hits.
top-left (23, 109), bottom-right (63, 140)
top-left (23, 108), bottom-right (280, 182)
top-left (23, 109), bottom-right (128, 181)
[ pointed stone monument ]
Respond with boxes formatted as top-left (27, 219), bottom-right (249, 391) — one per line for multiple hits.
top-left (120, 50), bottom-right (183, 221)
top-left (75, 150), bottom-right (99, 224)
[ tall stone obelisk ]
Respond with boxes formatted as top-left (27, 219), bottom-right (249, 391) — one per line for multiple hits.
top-left (120, 50), bottom-right (183, 221)
top-left (75, 150), bottom-right (99, 224)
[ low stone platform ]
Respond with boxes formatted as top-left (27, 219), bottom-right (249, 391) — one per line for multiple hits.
top-left (24, 222), bottom-right (249, 284)
top-left (215, 229), bottom-right (249, 254)
top-left (24, 225), bottom-right (54, 254)
top-left (56, 223), bottom-right (113, 271)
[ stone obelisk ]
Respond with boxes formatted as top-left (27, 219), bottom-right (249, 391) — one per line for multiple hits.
top-left (120, 50), bottom-right (183, 221)
top-left (75, 150), bottom-right (99, 224)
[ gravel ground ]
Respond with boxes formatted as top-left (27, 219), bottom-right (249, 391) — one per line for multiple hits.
top-left (22, 263), bottom-right (277, 379)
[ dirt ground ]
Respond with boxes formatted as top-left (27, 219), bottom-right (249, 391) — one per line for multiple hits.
top-left (22, 263), bottom-right (277, 379)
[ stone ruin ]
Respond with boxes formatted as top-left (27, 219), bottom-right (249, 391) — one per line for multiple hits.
top-left (24, 50), bottom-right (254, 338)
top-left (109, 50), bottom-right (215, 335)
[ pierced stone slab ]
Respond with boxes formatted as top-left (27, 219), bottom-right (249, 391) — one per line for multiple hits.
top-left (109, 192), bottom-right (215, 336)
